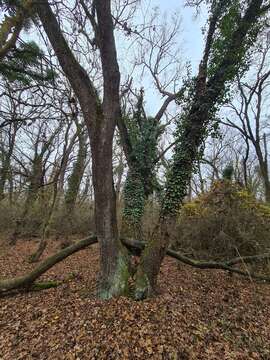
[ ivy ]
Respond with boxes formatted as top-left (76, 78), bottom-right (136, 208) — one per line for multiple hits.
top-left (161, 0), bottom-right (267, 218)
top-left (123, 90), bottom-right (163, 229)
top-left (123, 169), bottom-right (145, 226)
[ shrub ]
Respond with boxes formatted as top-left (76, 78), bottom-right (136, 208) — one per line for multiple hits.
top-left (173, 180), bottom-right (270, 261)
top-left (0, 197), bottom-right (95, 240)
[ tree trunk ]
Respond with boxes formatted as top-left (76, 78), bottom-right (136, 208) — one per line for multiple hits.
top-left (255, 149), bottom-right (270, 203)
top-left (133, 0), bottom-right (265, 299)
top-left (55, 130), bottom-right (77, 210)
top-left (133, 217), bottom-right (174, 299)
top-left (64, 127), bottom-right (87, 216)
top-left (10, 154), bottom-right (43, 244)
top-left (29, 168), bottom-right (60, 263)
top-left (35, 0), bottom-right (131, 299)
top-left (0, 154), bottom-right (12, 201)
top-left (90, 121), bottom-right (130, 299)
top-left (0, 123), bottom-right (17, 201)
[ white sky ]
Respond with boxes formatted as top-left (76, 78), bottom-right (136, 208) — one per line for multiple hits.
top-left (133, 0), bottom-right (207, 116)
top-left (157, 0), bottom-right (205, 67)
top-left (22, 0), bottom-right (207, 117)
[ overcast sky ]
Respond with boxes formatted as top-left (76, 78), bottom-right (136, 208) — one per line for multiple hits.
top-left (130, 0), bottom-right (207, 116)
top-left (23, 0), bottom-right (207, 116)
top-left (157, 0), bottom-right (205, 67)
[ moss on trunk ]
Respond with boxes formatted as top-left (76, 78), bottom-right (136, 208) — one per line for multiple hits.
top-left (133, 267), bottom-right (151, 300)
top-left (98, 250), bottom-right (131, 300)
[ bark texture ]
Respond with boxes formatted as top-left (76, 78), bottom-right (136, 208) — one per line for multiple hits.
top-left (35, 0), bottom-right (130, 298)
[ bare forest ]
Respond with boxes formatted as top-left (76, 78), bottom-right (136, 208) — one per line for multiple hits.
top-left (1, 1), bottom-right (270, 359)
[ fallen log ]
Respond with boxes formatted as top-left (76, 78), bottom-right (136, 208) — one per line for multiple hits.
top-left (0, 235), bottom-right (98, 293)
top-left (122, 238), bottom-right (270, 283)
top-left (1, 235), bottom-right (269, 294)
top-left (226, 253), bottom-right (270, 266)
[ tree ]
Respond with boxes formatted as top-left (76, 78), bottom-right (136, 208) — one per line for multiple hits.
top-left (34, 0), bottom-right (130, 299)
top-left (63, 117), bottom-right (88, 240)
top-left (133, 0), bottom-right (270, 299)
top-left (1, 0), bottom-right (270, 301)
top-left (0, 103), bottom-right (19, 201)
top-left (10, 119), bottom-right (61, 244)
top-left (221, 41), bottom-right (270, 201)
top-left (0, 1), bottom-right (53, 83)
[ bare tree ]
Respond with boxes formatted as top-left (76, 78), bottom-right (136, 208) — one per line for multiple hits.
top-left (221, 41), bottom-right (270, 201)
top-left (35, 0), bottom-right (131, 299)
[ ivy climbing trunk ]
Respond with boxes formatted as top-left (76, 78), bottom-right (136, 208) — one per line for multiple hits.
top-left (122, 169), bottom-right (145, 240)
top-left (134, 0), bottom-right (266, 299)
top-left (120, 95), bottom-right (162, 241)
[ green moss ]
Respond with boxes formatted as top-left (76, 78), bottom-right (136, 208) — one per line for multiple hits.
top-left (31, 280), bottom-right (60, 291)
top-left (134, 267), bottom-right (150, 300)
top-left (99, 250), bottom-right (130, 300)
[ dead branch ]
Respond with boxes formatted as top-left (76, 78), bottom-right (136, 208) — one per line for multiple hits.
top-left (0, 235), bottom-right (98, 293)
top-left (0, 235), bottom-right (269, 294)
top-left (122, 238), bottom-right (270, 283)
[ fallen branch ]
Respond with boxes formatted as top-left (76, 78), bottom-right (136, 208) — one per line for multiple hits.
top-left (226, 253), bottom-right (270, 266)
top-left (0, 235), bottom-right (98, 293)
top-left (122, 238), bottom-right (270, 283)
top-left (1, 235), bottom-right (269, 294)
top-left (31, 280), bottom-right (60, 291)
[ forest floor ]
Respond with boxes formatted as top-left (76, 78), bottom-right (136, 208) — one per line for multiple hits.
top-left (0, 238), bottom-right (270, 360)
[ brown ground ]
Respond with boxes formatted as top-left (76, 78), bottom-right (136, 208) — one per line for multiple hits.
top-left (0, 239), bottom-right (270, 360)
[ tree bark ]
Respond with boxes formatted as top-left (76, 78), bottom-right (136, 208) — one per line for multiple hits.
top-left (0, 123), bottom-right (17, 201)
top-left (64, 124), bottom-right (87, 238)
top-left (35, 0), bottom-right (130, 299)
top-left (0, 235), bottom-right (97, 293)
top-left (29, 167), bottom-right (61, 263)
